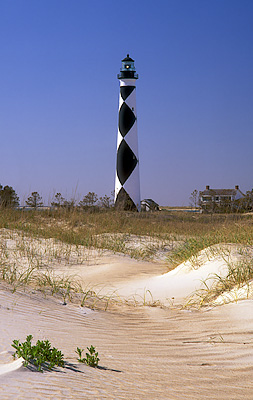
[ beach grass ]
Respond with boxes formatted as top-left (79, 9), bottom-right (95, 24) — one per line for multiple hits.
top-left (184, 259), bottom-right (253, 308)
top-left (1, 207), bottom-right (252, 244)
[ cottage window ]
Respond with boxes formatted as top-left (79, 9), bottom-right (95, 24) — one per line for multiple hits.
top-left (202, 196), bottom-right (212, 202)
top-left (222, 196), bottom-right (231, 201)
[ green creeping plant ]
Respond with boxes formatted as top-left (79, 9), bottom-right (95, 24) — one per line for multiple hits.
top-left (76, 345), bottom-right (99, 368)
top-left (12, 335), bottom-right (64, 372)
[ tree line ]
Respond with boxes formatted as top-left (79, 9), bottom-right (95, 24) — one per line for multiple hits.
top-left (0, 185), bottom-right (114, 210)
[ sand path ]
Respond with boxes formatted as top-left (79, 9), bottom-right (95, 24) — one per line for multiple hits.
top-left (48, 244), bottom-right (251, 306)
top-left (0, 285), bottom-right (252, 399)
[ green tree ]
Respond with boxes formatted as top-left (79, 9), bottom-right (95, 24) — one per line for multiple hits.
top-left (79, 192), bottom-right (98, 208)
top-left (0, 185), bottom-right (19, 208)
top-left (51, 193), bottom-right (66, 207)
top-left (237, 189), bottom-right (253, 212)
top-left (62, 198), bottom-right (76, 210)
top-left (25, 192), bottom-right (43, 208)
top-left (99, 194), bottom-right (112, 209)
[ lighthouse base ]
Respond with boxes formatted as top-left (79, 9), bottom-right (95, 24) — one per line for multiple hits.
top-left (115, 188), bottom-right (138, 211)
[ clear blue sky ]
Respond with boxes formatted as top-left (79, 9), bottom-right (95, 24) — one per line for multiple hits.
top-left (0, 0), bottom-right (252, 206)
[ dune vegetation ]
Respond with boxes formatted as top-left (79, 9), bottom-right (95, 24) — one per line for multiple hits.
top-left (0, 207), bottom-right (252, 308)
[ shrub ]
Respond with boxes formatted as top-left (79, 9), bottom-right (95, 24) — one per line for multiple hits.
top-left (12, 335), bottom-right (64, 372)
top-left (76, 345), bottom-right (99, 367)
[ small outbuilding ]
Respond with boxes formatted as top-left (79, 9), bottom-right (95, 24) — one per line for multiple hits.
top-left (141, 199), bottom-right (160, 212)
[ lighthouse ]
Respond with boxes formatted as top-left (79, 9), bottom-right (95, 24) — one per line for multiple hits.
top-left (115, 54), bottom-right (141, 211)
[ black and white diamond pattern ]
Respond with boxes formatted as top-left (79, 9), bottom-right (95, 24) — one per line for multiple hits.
top-left (118, 102), bottom-right (136, 137)
top-left (115, 80), bottom-right (140, 211)
top-left (117, 139), bottom-right (137, 186)
top-left (120, 86), bottom-right (135, 101)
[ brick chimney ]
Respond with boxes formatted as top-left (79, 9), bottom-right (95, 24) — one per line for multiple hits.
top-left (235, 185), bottom-right (239, 190)
top-left (206, 185), bottom-right (210, 190)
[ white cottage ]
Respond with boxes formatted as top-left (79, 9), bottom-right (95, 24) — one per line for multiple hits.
top-left (199, 185), bottom-right (245, 211)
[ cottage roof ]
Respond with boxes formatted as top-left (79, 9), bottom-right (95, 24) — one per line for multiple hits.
top-left (200, 188), bottom-right (245, 196)
top-left (141, 199), bottom-right (159, 207)
top-left (200, 189), bottom-right (236, 196)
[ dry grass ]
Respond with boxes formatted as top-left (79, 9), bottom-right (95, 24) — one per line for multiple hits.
top-left (1, 207), bottom-right (253, 244)
top-left (184, 259), bottom-right (253, 309)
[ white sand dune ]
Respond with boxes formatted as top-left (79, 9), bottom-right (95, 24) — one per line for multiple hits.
top-left (1, 229), bottom-right (251, 305)
top-left (0, 232), bottom-right (253, 398)
top-left (110, 247), bottom-right (231, 304)
top-left (0, 286), bottom-right (252, 399)
top-left (0, 353), bottom-right (24, 375)
top-left (67, 244), bottom-right (252, 306)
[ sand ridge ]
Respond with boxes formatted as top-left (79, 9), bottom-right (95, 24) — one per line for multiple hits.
top-left (0, 233), bottom-right (253, 398)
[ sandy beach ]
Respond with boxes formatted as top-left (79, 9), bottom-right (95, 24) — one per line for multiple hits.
top-left (0, 233), bottom-right (253, 399)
